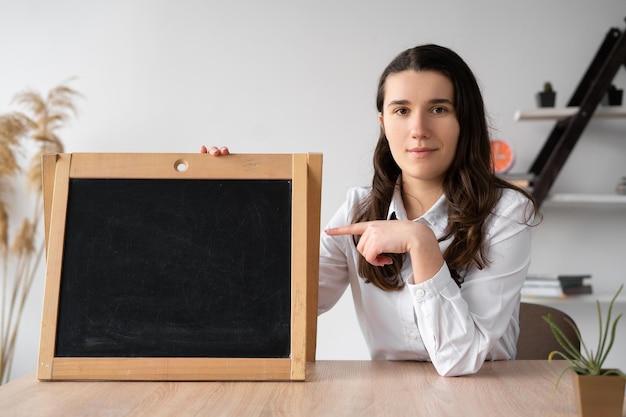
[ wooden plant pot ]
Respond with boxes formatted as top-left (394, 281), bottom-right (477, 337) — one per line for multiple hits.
top-left (572, 372), bottom-right (625, 417)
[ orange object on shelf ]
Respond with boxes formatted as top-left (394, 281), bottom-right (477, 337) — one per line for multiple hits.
top-left (491, 139), bottom-right (514, 174)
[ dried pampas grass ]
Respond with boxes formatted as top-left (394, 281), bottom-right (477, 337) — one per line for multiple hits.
top-left (0, 80), bottom-right (79, 384)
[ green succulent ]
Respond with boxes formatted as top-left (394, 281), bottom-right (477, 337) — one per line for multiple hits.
top-left (543, 284), bottom-right (625, 390)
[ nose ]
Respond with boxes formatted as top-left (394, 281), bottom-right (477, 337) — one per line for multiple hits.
top-left (410, 112), bottom-right (430, 139)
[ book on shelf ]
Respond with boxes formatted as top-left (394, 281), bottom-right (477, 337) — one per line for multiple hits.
top-left (522, 273), bottom-right (593, 298)
top-left (522, 284), bottom-right (593, 298)
top-left (526, 273), bottom-right (591, 286)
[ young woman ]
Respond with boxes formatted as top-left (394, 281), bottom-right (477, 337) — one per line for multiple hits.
top-left (202, 44), bottom-right (539, 377)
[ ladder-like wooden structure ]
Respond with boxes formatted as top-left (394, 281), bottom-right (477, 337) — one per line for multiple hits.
top-left (529, 21), bottom-right (626, 207)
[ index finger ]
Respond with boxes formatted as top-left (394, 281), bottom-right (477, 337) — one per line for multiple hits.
top-left (325, 222), bottom-right (370, 236)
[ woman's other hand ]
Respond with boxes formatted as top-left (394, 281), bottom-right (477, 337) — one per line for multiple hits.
top-left (200, 145), bottom-right (230, 155)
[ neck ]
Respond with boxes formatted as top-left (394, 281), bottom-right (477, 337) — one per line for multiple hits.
top-left (400, 177), bottom-right (444, 219)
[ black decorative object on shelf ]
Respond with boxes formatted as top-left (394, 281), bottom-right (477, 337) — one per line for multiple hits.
top-left (536, 82), bottom-right (556, 107)
top-left (602, 84), bottom-right (623, 106)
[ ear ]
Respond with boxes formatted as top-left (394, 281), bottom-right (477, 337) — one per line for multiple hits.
top-left (378, 113), bottom-right (384, 131)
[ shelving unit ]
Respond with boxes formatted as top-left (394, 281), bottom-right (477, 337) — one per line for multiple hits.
top-left (522, 294), bottom-right (626, 305)
top-left (515, 23), bottom-right (626, 207)
top-left (515, 23), bottom-right (626, 373)
top-left (542, 193), bottom-right (626, 208)
top-left (514, 106), bottom-right (626, 208)
top-left (514, 106), bottom-right (626, 121)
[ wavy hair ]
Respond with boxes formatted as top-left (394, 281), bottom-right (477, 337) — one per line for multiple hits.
top-left (352, 44), bottom-right (538, 290)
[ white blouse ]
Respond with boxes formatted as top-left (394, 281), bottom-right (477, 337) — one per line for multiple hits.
top-left (318, 185), bottom-right (534, 376)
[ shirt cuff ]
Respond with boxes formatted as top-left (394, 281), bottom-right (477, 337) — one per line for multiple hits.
top-left (407, 262), bottom-right (453, 301)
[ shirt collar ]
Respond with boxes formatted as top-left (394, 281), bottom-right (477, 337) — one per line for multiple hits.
top-left (386, 178), bottom-right (449, 233)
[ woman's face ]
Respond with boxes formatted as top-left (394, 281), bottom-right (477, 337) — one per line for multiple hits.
top-left (379, 70), bottom-right (460, 190)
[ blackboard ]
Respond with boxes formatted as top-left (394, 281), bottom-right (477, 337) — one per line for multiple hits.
top-left (56, 178), bottom-right (292, 358)
top-left (38, 153), bottom-right (322, 381)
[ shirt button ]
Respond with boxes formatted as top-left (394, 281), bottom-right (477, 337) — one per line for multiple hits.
top-left (415, 289), bottom-right (426, 298)
top-left (409, 332), bottom-right (418, 340)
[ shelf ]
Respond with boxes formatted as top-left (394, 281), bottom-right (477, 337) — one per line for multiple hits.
top-left (522, 294), bottom-right (626, 305)
top-left (515, 106), bottom-right (626, 121)
top-left (542, 193), bottom-right (626, 208)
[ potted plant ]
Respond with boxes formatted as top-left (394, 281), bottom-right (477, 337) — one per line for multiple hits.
top-left (536, 82), bottom-right (556, 107)
top-left (543, 284), bottom-right (625, 417)
top-left (602, 84), bottom-right (623, 106)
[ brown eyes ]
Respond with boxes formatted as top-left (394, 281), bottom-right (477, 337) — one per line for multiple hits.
top-left (391, 106), bottom-right (450, 116)
top-left (393, 108), bottom-right (409, 115)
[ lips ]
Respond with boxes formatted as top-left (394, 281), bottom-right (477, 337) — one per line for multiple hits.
top-left (408, 147), bottom-right (436, 158)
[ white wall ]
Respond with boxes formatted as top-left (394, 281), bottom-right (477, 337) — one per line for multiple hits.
top-left (1, 0), bottom-right (625, 382)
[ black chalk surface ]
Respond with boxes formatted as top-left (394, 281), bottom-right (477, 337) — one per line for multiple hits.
top-left (54, 178), bottom-right (292, 358)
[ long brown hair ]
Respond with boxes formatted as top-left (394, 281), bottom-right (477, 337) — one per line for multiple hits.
top-left (352, 44), bottom-right (538, 290)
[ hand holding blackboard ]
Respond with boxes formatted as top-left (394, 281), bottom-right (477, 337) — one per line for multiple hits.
top-left (200, 145), bottom-right (230, 156)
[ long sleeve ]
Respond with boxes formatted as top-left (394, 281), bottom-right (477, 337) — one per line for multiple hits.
top-left (318, 199), bottom-right (353, 315)
top-left (408, 230), bottom-right (531, 375)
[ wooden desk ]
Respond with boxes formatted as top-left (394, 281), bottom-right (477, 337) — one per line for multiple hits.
top-left (0, 361), bottom-right (623, 417)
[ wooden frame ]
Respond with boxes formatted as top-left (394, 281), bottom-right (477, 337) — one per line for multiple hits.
top-left (38, 153), bottom-right (322, 381)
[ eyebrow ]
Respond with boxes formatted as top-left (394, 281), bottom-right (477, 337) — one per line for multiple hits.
top-left (386, 98), bottom-right (454, 108)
